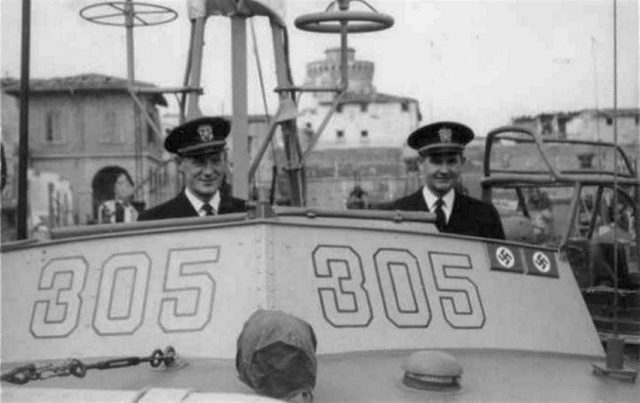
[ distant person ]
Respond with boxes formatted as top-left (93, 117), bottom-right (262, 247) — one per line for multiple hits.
top-left (527, 188), bottom-right (552, 211)
top-left (527, 188), bottom-right (554, 243)
top-left (138, 116), bottom-right (246, 221)
top-left (98, 172), bottom-right (139, 223)
top-left (382, 121), bottom-right (505, 239)
top-left (346, 185), bottom-right (369, 209)
top-left (578, 193), bottom-right (596, 236)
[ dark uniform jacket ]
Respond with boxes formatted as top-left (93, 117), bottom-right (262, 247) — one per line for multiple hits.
top-left (138, 190), bottom-right (246, 221)
top-left (384, 190), bottom-right (505, 240)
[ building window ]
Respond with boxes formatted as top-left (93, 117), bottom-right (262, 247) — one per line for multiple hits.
top-left (336, 130), bottom-right (345, 140)
top-left (45, 113), bottom-right (54, 141)
top-left (361, 130), bottom-right (369, 138)
top-left (147, 122), bottom-right (156, 144)
top-left (635, 115), bottom-right (639, 125)
top-left (149, 168), bottom-right (155, 193)
top-left (406, 158), bottom-right (419, 172)
top-left (540, 114), bottom-right (554, 134)
top-left (146, 108), bottom-right (158, 144)
top-left (605, 117), bottom-right (613, 125)
top-left (336, 104), bottom-right (343, 113)
top-left (102, 110), bottom-right (121, 143)
top-left (44, 110), bottom-right (62, 142)
top-left (401, 102), bottom-right (409, 112)
top-left (360, 103), bottom-right (368, 112)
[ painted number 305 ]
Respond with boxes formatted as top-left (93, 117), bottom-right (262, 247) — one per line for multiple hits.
top-left (312, 246), bottom-right (486, 329)
top-left (29, 247), bottom-right (219, 338)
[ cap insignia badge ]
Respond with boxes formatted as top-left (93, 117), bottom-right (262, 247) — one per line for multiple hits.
top-left (197, 124), bottom-right (214, 142)
top-left (438, 127), bottom-right (453, 143)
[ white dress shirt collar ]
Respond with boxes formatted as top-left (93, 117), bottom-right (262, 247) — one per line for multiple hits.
top-left (422, 186), bottom-right (455, 221)
top-left (184, 187), bottom-right (221, 216)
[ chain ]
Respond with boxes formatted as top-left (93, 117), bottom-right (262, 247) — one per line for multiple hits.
top-left (1, 346), bottom-right (176, 385)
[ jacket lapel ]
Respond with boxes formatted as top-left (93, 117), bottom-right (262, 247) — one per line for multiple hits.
top-left (409, 190), bottom-right (428, 211)
top-left (445, 192), bottom-right (464, 230)
top-left (218, 193), bottom-right (232, 214)
top-left (176, 190), bottom-right (199, 217)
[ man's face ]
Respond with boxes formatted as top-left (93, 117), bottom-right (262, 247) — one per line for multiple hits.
top-left (179, 152), bottom-right (227, 201)
top-left (421, 151), bottom-right (464, 196)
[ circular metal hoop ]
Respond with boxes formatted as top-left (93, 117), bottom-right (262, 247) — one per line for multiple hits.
top-left (295, 11), bottom-right (394, 33)
top-left (80, 1), bottom-right (177, 27)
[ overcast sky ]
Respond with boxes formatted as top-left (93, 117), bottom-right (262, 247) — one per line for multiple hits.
top-left (1, 0), bottom-right (638, 136)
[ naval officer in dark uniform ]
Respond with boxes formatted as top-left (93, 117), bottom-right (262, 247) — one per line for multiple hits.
top-left (138, 116), bottom-right (246, 221)
top-left (386, 121), bottom-right (505, 240)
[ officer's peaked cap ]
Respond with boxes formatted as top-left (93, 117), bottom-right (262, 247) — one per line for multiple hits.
top-left (165, 116), bottom-right (231, 157)
top-left (408, 121), bottom-right (474, 155)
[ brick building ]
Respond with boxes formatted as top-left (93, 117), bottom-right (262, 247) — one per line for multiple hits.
top-left (512, 108), bottom-right (640, 145)
top-left (2, 74), bottom-right (175, 225)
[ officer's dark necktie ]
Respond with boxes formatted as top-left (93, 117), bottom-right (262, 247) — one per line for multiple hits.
top-left (434, 198), bottom-right (446, 231)
top-left (202, 204), bottom-right (215, 216)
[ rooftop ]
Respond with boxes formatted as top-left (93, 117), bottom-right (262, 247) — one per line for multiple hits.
top-left (589, 108), bottom-right (640, 118)
top-left (1, 73), bottom-right (167, 106)
top-left (319, 91), bottom-right (418, 105)
top-left (513, 107), bottom-right (640, 122)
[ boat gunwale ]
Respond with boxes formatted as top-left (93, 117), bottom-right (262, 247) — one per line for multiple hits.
top-left (0, 207), bottom-right (558, 253)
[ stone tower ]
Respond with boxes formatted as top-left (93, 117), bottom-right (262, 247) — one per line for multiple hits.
top-left (304, 48), bottom-right (375, 102)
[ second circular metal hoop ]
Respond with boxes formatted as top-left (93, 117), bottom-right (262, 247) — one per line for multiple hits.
top-left (295, 11), bottom-right (394, 33)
